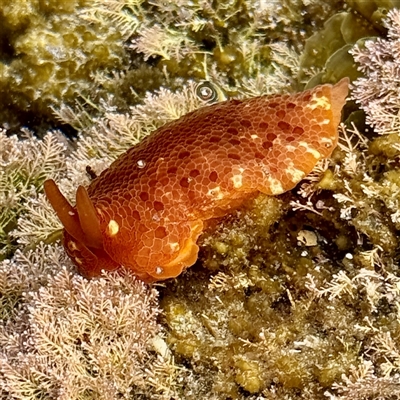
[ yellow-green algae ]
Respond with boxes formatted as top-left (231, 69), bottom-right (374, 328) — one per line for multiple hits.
top-left (299, 0), bottom-right (400, 87)
top-left (0, 0), bottom-right (127, 131)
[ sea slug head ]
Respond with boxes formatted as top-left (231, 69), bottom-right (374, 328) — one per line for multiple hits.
top-left (95, 195), bottom-right (205, 282)
top-left (44, 179), bottom-right (203, 282)
top-left (44, 179), bottom-right (119, 277)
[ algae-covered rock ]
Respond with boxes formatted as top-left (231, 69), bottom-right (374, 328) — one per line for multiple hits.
top-left (160, 188), bottom-right (367, 398)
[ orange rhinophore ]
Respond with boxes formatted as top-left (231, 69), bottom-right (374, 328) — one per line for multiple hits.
top-left (44, 78), bottom-right (349, 282)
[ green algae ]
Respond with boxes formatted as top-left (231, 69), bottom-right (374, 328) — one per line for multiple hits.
top-left (346, 0), bottom-right (400, 29)
top-left (299, 1), bottom-right (400, 88)
top-left (299, 11), bottom-right (378, 87)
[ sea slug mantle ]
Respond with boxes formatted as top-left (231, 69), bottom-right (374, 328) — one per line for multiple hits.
top-left (44, 78), bottom-right (349, 282)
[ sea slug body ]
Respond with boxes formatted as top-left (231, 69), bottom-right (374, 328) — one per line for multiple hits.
top-left (45, 79), bottom-right (349, 282)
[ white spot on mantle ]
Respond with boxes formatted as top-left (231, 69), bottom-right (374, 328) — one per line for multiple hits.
top-left (107, 220), bottom-right (119, 236)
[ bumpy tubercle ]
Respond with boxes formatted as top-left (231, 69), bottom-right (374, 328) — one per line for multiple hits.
top-left (45, 78), bottom-right (349, 282)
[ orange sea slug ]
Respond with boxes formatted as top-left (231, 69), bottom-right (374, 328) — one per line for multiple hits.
top-left (44, 79), bottom-right (349, 282)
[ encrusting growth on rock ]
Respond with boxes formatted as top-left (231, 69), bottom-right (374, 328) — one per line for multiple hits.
top-left (44, 78), bottom-right (349, 282)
